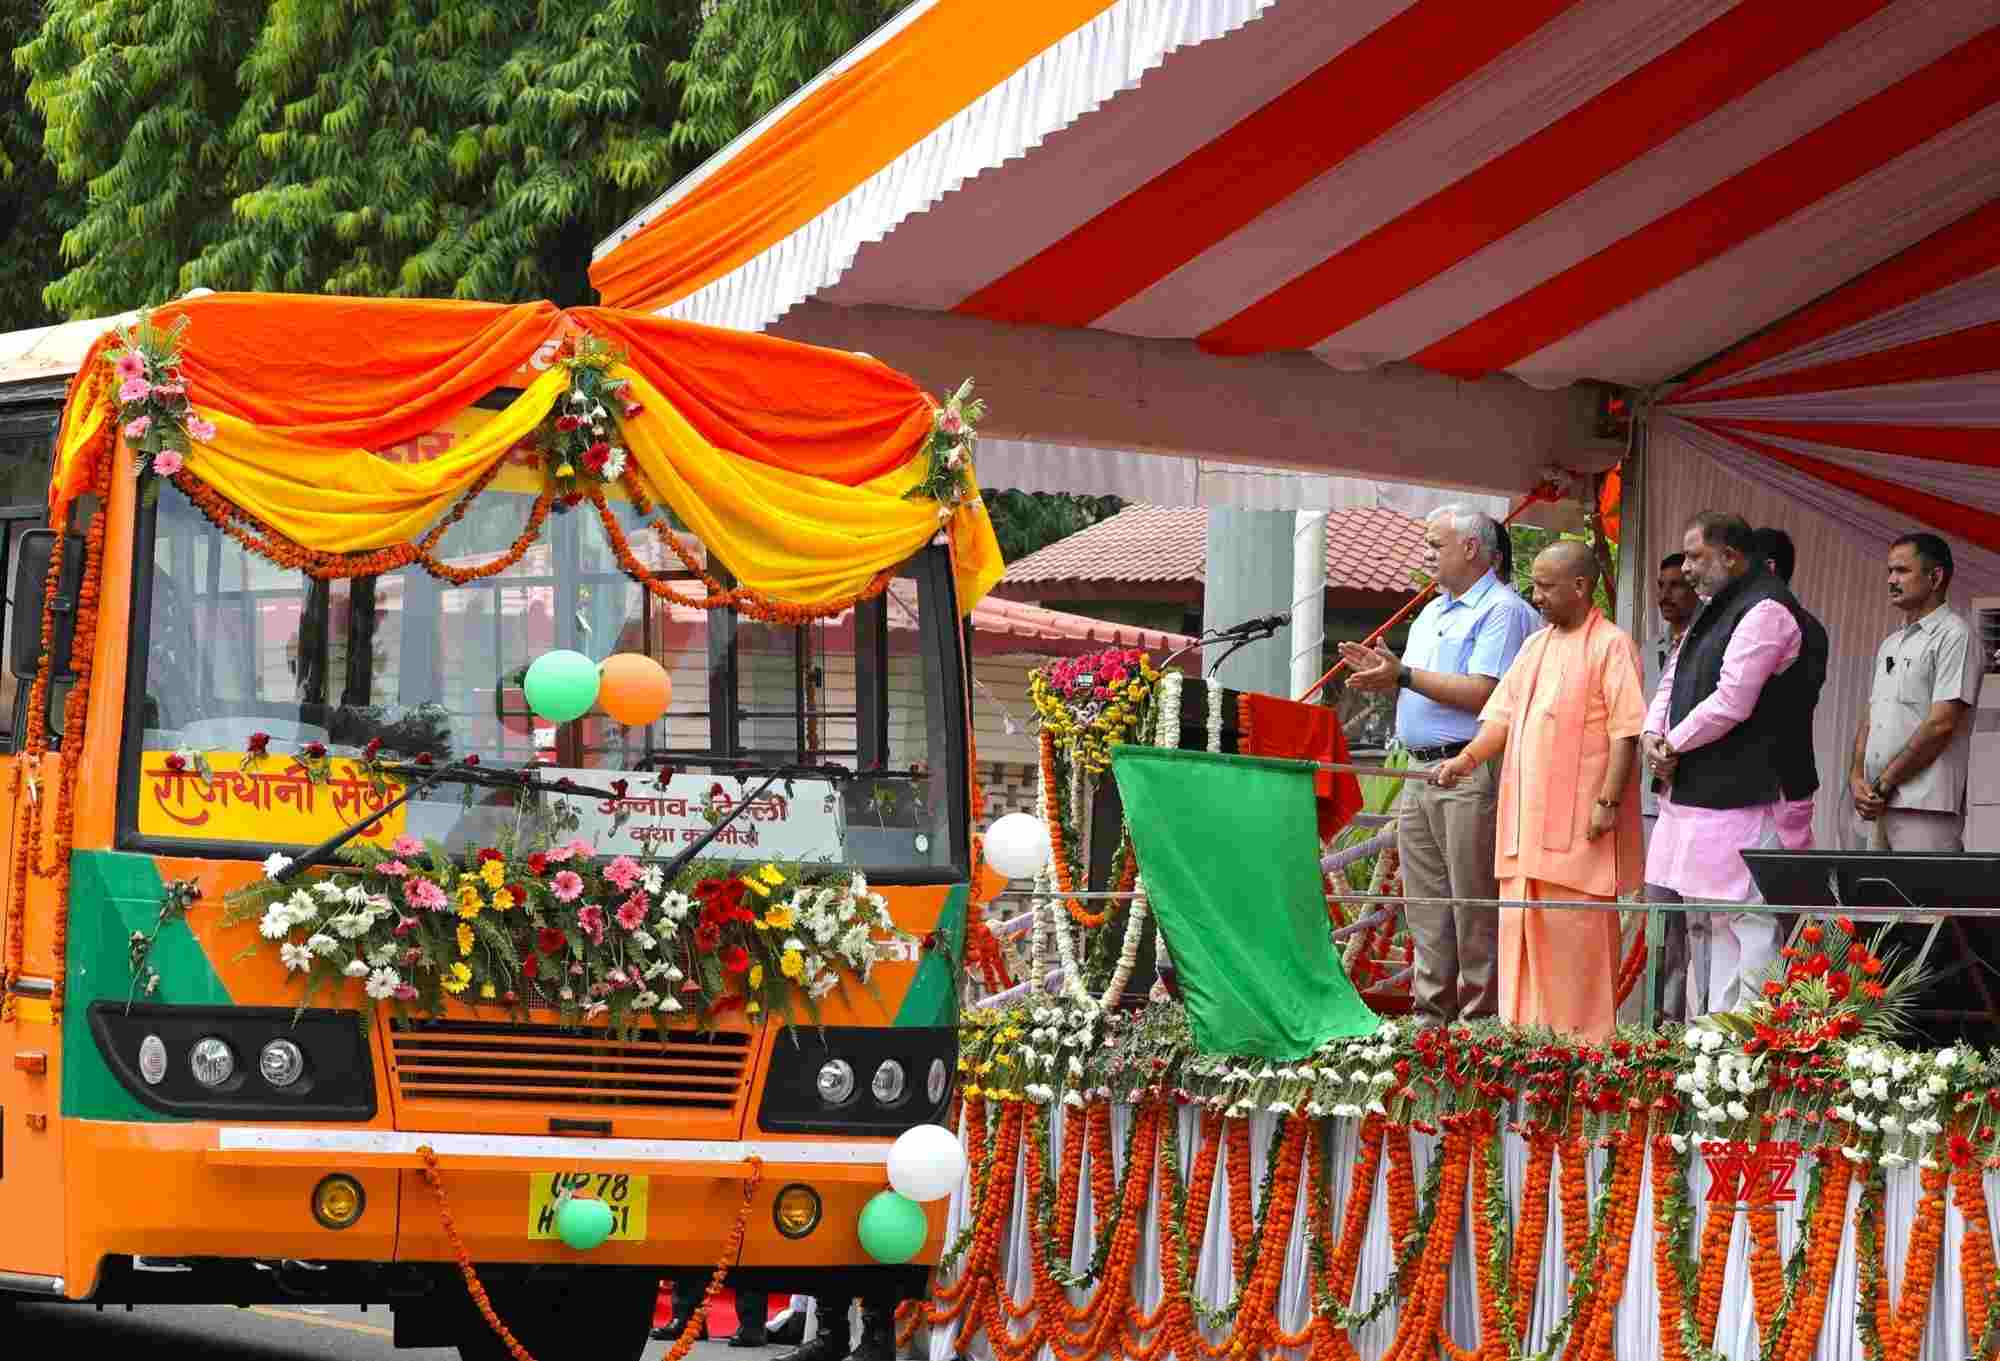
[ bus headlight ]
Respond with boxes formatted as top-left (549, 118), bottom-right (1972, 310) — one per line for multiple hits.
top-left (189, 1037), bottom-right (236, 1088)
top-left (259, 1039), bottom-right (307, 1088)
top-left (817, 1059), bottom-right (856, 1105)
top-left (872, 1059), bottom-right (907, 1107)
top-left (773, 1184), bottom-right (822, 1239)
top-left (312, 1174), bottom-right (366, 1230)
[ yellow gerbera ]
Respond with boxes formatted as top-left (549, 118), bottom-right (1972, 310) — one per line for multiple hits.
top-left (761, 904), bottom-right (795, 931)
top-left (457, 922), bottom-right (475, 956)
top-left (479, 859), bottom-right (507, 890)
top-left (479, 982), bottom-right (497, 1000)
top-left (490, 887), bottom-right (515, 912)
top-left (444, 962), bottom-right (472, 994)
top-left (748, 964), bottom-right (764, 989)
top-left (758, 864), bottom-right (785, 887)
top-left (780, 949), bottom-right (806, 981)
top-left (456, 883), bottom-right (483, 919)
top-left (741, 873), bottom-right (771, 898)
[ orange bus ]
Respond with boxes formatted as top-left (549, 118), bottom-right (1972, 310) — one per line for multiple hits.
top-left (0, 304), bottom-right (981, 1360)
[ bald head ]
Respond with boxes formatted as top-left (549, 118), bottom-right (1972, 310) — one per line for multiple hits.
top-left (1528, 540), bottom-right (1598, 630)
top-left (1536, 539), bottom-right (1598, 583)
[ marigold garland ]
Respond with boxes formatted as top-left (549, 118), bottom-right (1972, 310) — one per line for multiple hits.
top-left (415, 1143), bottom-right (761, 1361)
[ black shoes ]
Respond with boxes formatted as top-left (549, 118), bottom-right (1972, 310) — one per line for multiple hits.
top-left (650, 1314), bottom-right (708, 1343)
top-left (728, 1329), bottom-right (771, 1349)
top-left (774, 1331), bottom-right (851, 1361)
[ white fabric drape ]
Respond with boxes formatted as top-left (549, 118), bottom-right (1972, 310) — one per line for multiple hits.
top-left (931, 1106), bottom-right (1988, 1361)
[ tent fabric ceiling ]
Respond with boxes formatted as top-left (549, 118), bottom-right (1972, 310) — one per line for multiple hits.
top-left (592, 0), bottom-right (2000, 394)
top-left (1660, 195), bottom-right (2000, 560)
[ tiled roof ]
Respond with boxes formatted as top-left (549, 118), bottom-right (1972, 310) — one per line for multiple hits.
top-left (999, 504), bottom-right (1427, 596)
top-left (967, 594), bottom-right (1194, 656)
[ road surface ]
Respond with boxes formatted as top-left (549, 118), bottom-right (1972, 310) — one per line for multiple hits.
top-left (4, 1300), bottom-right (779, 1361)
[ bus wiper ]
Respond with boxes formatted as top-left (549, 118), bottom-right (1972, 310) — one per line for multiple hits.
top-left (272, 759), bottom-right (627, 884)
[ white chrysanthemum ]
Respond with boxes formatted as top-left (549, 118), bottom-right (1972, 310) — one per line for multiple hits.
top-left (263, 852), bottom-right (294, 879)
top-left (658, 891), bottom-right (693, 922)
top-left (640, 864), bottom-right (664, 895)
top-left (279, 942), bottom-right (313, 972)
top-left (1871, 1076), bottom-right (1890, 1101)
top-left (314, 880), bottom-right (346, 903)
top-left (630, 930), bottom-right (657, 951)
top-left (367, 943), bottom-right (398, 968)
top-left (259, 906), bottom-right (293, 940)
top-left (343, 958), bottom-right (370, 978)
top-left (631, 990), bottom-right (659, 1012)
top-left (308, 933), bottom-right (339, 957)
top-left (1726, 1101), bottom-right (1750, 1122)
top-left (328, 911), bottom-right (372, 939)
top-left (1936, 1047), bottom-right (1960, 1069)
top-left (364, 967), bottom-right (400, 1000)
top-left (344, 883), bottom-right (371, 907)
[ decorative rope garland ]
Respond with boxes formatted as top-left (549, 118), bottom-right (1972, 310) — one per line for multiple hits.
top-left (419, 1144), bottom-right (761, 1361)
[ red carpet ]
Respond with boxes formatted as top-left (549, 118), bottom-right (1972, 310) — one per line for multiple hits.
top-left (653, 1285), bottom-right (787, 1336)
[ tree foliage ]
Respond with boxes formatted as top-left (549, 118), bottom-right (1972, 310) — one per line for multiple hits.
top-left (0, 0), bottom-right (82, 330)
top-left (984, 490), bottom-right (1126, 564)
top-left (10, 0), bottom-right (914, 320)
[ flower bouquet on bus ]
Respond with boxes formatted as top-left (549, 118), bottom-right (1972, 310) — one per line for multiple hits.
top-left (220, 832), bottom-right (910, 1039)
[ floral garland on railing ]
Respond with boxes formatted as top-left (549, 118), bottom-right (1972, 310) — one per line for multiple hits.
top-left (930, 916), bottom-right (1999, 1361)
top-left (904, 378), bottom-right (987, 515)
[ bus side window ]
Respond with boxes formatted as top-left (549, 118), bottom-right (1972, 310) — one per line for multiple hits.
top-left (0, 511), bottom-right (36, 752)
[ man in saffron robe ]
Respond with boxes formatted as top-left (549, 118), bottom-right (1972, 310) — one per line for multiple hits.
top-left (1432, 542), bottom-right (1644, 1041)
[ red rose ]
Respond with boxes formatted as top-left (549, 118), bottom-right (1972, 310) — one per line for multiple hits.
top-left (246, 732), bottom-right (270, 754)
top-left (556, 415), bottom-right (580, 432)
top-left (303, 741), bottom-right (327, 759)
top-left (414, 752), bottom-right (434, 766)
top-left (364, 737), bottom-right (383, 757)
top-left (164, 754), bottom-right (187, 772)
top-left (477, 848), bottom-right (504, 864)
top-left (694, 922), bottom-right (721, 952)
top-left (527, 852), bottom-right (549, 875)
top-left (537, 927), bottom-right (566, 954)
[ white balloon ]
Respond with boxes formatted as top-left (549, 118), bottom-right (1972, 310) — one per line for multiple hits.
top-left (886, 1123), bottom-right (967, 1202)
top-left (983, 812), bottom-right (1050, 880)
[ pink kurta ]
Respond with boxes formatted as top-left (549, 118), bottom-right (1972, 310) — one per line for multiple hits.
top-left (1480, 611), bottom-right (1646, 1040)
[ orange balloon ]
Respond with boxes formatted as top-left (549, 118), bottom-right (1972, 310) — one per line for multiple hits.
top-left (597, 653), bottom-right (673, 726)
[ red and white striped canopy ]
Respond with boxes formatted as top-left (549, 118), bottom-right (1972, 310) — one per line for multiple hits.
top-left (593, 0), bottom-right (2000, 396)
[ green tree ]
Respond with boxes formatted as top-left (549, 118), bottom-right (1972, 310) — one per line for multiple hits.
top-left (983, 490), bottom-right (1126, 564)
top-left (13, 0), bottom-right (914, 318)
top-left (0, 0), bottom-right (83, 330)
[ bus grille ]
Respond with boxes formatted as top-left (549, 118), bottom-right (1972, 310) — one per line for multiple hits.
top-left (386, 1020), bottom-right (755, 1115)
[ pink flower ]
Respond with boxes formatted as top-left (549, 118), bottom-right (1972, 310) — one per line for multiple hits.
top-left (114, 353), bottom-right (145, 381)
top-left (393, 835), bottom-right (424, 857)
top-left (576, 903), bottom-right (606, 944)
top-left (377, 859), bottom-right (408, 877)
top-left (151, 380), bottom-right (185, 399)
top-left (185, 416), bottom-right (216, 444)
top-left (938, 410), bottom-right (963, 435)
top-left (615, 894), bottom-right (647, 931)
top-left (151, 450), bottom-right (183, 477)
top-left (118, 376), bottom-right (151, 404)
top-left (604, 855), bottom-right (641, 891)
top-left (551, 870), bottom-right (585, 903)
top-left (406, 878), bottom-right (448, 911)
top-left (394, 983), bottom-right (419, 1001)
top-left (583, 1001), bottom-right (608, 1020)
top-left (544, 843), bottom-right (575, 864)
top-left (124, 416), bottom-right (152, 441)
top-left (393, 914), bottom-right (420, 936)
top-left (562, 838), bottom-right (595, 861)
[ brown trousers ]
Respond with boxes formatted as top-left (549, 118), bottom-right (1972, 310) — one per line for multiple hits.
top-left (1396, 760), bottom-right (1500, 1023)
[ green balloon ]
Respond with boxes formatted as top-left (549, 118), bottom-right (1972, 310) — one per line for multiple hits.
top-left (524, 649), bottom-right (600, 723)
top-left (857, 1190), bottom-right (928, 1264)
top-left (555, 1195), bottom-right (614, 1251)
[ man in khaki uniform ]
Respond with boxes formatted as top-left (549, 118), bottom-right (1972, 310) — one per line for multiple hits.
top-left (1848, 533), bottom-right (1983, 851)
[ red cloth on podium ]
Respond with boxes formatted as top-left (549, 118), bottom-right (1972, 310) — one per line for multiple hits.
top-left (1238, 693), bottom-right (1364, 841)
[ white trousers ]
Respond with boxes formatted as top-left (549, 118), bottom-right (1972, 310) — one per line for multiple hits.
top-left (1685, 809), bottom-right (1782, 1017)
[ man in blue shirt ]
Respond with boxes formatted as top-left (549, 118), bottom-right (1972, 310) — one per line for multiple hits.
top-left (1339, 507), bottom-right (1542, 1025)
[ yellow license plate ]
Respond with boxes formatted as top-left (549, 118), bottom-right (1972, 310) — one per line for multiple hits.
top-left (527, 1171), bottom-right (650, 1242)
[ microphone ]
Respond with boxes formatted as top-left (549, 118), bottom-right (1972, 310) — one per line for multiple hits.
top-left (1211, 612), bottom-right (1290, 642)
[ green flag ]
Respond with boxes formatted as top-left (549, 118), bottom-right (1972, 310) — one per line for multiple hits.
top-left (1110, 746), bottom-right (1378, 1059)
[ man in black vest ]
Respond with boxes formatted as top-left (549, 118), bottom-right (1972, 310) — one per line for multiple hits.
top-left (1641, 512), bottom-right (1818, 1016)
top-left (1751, 527), bottom-right (1830, 851)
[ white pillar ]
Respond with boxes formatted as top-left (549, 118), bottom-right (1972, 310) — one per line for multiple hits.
top-left (1290, 511), bottom-right (1328, 700)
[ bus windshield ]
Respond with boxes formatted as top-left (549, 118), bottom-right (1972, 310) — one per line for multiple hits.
top-left (122, 476), bottom-right (967, 878)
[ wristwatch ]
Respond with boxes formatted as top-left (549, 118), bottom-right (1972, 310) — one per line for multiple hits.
top-left (1395, 664), bottom-right (1413, 690)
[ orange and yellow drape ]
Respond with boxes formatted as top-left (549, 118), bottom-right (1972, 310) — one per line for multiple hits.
top-left (50, 293), bottom-right (1002, 609)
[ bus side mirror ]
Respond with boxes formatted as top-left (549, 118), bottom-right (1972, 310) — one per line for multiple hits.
top-left (12, 529), bottom-right (85, 683)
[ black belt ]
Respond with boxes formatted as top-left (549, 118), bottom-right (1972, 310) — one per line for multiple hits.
top-left (1404, 741), bottom-right (1469, 762)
